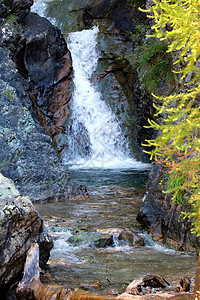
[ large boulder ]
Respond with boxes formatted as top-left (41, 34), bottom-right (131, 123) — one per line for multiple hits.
top-left (137, 164), bottom-right (200, 252)
top-left (0, 173), bottom-right (53, 295)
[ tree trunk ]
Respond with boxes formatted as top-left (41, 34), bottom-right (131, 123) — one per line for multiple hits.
top-left (16, 243), bottom-right (116, 300)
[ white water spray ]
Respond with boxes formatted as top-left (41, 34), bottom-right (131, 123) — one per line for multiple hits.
top-left (64, 27), bottom-right (149, 169)
top-left (31, 0), bottom-right (56, 25)
top-left (30, 2), bottom-right (150, 169)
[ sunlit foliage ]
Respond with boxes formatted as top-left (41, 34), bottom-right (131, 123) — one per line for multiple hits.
top-left (140, 0), bottom-right (200, 235)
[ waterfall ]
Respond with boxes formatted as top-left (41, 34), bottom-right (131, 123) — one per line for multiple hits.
top-left (30, 0), bottom-right (150, 169)
top-left (64, 27), bottom-right (148, 169)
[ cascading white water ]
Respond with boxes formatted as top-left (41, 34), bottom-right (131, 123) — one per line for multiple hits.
top-left (30, 1), bottom-right (150, 169)
top-left (31, 0), bottom-right (56, 25)
top-left (64, 27), bottom-right (149, 169)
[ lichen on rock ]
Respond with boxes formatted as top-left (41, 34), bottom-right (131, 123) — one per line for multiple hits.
top-left (0, 173), bottom-right (53, 292)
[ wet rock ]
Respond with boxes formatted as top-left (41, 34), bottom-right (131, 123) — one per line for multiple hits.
top-left (0, 173), bottom-right (53, 293)
top-left (137, 164), bottom-right (200, 252)
top-left (118, 229), bottom-right (144, 247)
top-left (97, 228), bottom-right (123, 235)
top-left (68, 230), bottom-right (114, 248)
top-left (180, 277), bottom-right (191, 292)
top-left (126, 275), bottom-right (169, 295)
top-left (82, 0), bottom-right (147, 38)
top-left (79, 281), bottom-right (102, 290)
top-left (0, 3), bottom-right (8, 19)
top-left (94, 234), bottom-right (114, 248)
top-left (0, 9), bottom-right (74, 154)
top-left (19, 12), bottom-right (73, 152)
top-left (0, 46), bottom-right (86, 202)
top-left (0, 0), bottom-right (33, 21)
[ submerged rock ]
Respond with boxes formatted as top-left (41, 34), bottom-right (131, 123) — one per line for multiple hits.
top-left (68, 230), bottom-right (114, 248)
top-left (0, 173), bottom-right (53, 293)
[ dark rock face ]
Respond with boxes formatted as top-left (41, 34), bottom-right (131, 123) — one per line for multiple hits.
top-left (0, 173), bottom-right (53, 292)
top-left (0, 40), bottom-right (86, 202)
top-left (0, 2), bottom-right (87, 202)
top-left (137, 164), bottom-right (200, 252)
top-left (20, 13), bottom-right (73, 152)
top-left (1, 12), bottom-right (73, 152)
top-left (82, 0), bottom-right (147, 37)
top-left (1, 0), bottom-right (33, 21)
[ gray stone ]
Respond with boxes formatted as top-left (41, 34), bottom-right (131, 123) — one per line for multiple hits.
top-left (0, 173), bottom-right (53, 289)
top-left (137, 164), bottom-right (200, 252)
top-left (0, 46), bottom-right (86, 202)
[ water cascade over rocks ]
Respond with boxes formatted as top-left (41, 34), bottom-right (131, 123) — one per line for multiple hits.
top-left (64, 27), bottom-right (148, 169)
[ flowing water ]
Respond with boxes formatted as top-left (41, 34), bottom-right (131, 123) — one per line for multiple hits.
top-left (63, 26), bottom-right (148, 169)
top-left (32, 0), bottom-right (197, 296)
top-left (64, 27), bottom-right (130, 167)
top-left (35, 169), bottom-right (197, 296)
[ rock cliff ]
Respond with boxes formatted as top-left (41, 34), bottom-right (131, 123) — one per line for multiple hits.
top-left (0, 0), bottom-right (86, 202)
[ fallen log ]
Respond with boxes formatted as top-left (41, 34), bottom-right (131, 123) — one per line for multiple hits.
top-left (16, 243), bottom-right (116, 300)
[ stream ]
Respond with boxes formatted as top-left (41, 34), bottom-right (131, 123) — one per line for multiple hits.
top-left (33, 0), bottom-right (197, 296)
top-left (35, 168), bottom-right (196, 296)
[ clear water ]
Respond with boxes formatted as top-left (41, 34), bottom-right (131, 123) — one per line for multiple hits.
top-left (35, 169), bottom-right (197, 296)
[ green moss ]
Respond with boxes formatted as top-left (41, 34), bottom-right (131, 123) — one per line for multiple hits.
top-left (3, 14), bottom-right (23, 35)
top-left (129, 0), bottom-right (146, 6)
top-left (137, 39), bottom-right (175, 93)
top-left (1, 89), bottom-right (14, 100)
top-left (6, 15), bottom-right (17, 22)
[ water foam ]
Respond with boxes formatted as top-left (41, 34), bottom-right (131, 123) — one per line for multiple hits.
top-left (31, 0), bottom-right (56, 25)
top-left (64, 27), bottom-right (151, 170)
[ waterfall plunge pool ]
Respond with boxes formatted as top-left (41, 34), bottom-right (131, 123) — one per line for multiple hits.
top-left (35, 168), bottom-right (197, 296)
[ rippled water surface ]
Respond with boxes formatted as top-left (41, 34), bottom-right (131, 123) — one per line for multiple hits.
top-left (35, 169), bottom-right (197, 296)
